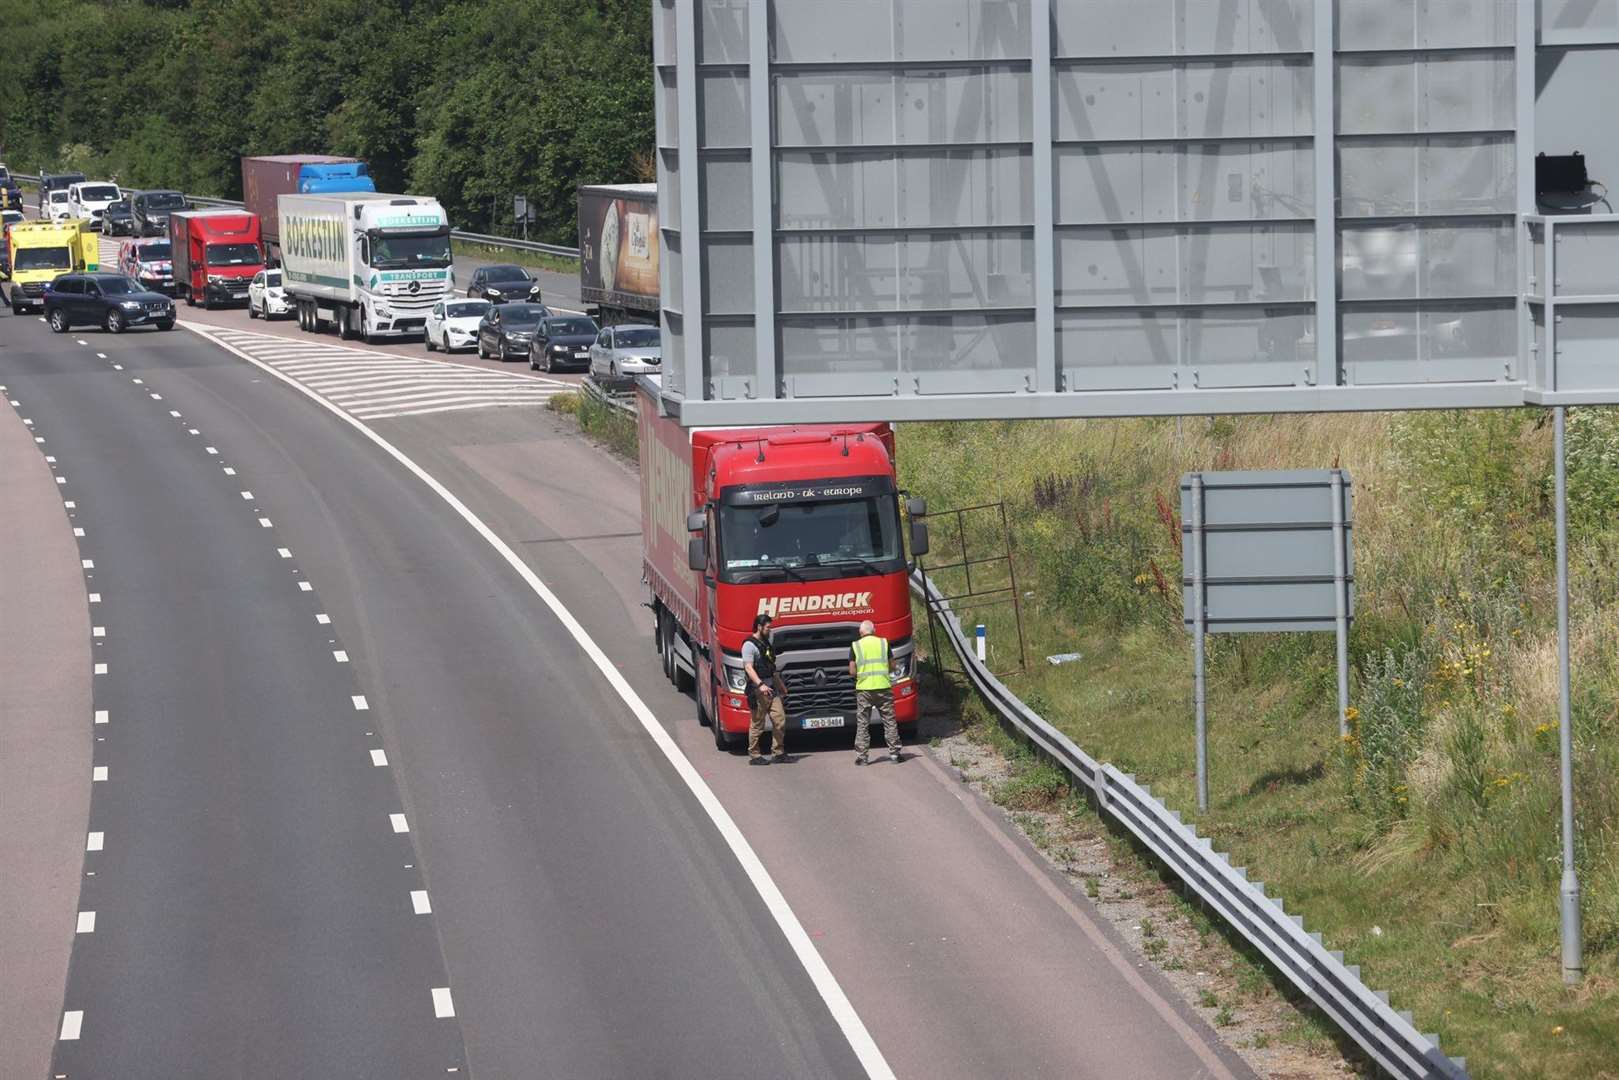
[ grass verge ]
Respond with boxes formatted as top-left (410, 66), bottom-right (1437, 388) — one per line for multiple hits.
top-left (452, 238), bottom-right (577, 277)
top-left (547, 390), bottom-right (637, 461)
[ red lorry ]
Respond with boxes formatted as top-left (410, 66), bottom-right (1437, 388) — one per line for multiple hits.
top-left (241, 155), bottom-right (375, 265)
top-left (639, 378), bottom-right (929, 751)
top-left (169, 208), bottom-right (263, 309)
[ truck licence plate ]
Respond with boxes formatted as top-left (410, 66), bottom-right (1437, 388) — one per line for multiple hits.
top-left (802, 715), bottom-right (845, 730)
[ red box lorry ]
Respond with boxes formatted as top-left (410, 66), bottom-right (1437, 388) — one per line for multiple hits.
top-left (168, 208), bottom-right (264, 309)
top-left (638, 378), bottom-right (930, 751)
top-left (241, 155), bottom-right (375, 265)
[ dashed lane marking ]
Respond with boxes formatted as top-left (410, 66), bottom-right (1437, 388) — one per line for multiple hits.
top-left (277, 548), bottom-right (292, 559)
top-left (94, 663), bottom-right (107, 675)
top-left (94, 711), bottom-right (108, 725)
top-left (333, 650), bottom-right (349, 663)
top-left (411, 890), bottom-right (432, 915)
top-left (258, 517), bottom-right (273, 528)
top-left (92, 766), bottom-right (107, 782)
top-left (390, 813), bottom-right (409, 834)
top-left (352, 695), bottom-right (369, 711)
top-left (431, 988), bottom-right (455, 1019)
top-left (298, 581), bottom-right (313, 592)
top-left (316, 613), bottom-right (330, 625)
top-left (85, 832), bottom-right (103, 852)
top-left (370, 749), bottom-right (388, 767)
top-left (198, 326), bottom-right (571, 420)
top-left (76, 911), bottom-right (96, 934)
top-left (59, 1011), bottom-right (84, 1041)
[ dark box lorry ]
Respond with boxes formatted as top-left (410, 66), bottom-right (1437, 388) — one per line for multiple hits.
top-left (242, 155), bottom-right (374, 264)
top-left (577, 183), bottom-right (658, 324)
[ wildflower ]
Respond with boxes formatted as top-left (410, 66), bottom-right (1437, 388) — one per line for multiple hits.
top-left (1391, 678), bottom-right (1404, 688)
top-left (1344, 706), bottom-right (1360, 723)
top-left (1503, 704), bottom-right (1516, 717)
top-left (1552, 1026), bottom-right (1565, 1037)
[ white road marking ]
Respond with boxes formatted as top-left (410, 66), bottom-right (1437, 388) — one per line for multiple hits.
top-left (97, 353), bottom-right (107, 359)
top-left (88, 593), bottom-right (101, 604)
top-left (431, 988), bottom-right (455, 1019)
top-left (94, 711), bottom-right (108, 725)
top-left (298, 581), bottom-right (313, 592)
top-left (74, 528), bottom-right (85, 537)
top-left (7, 399), bottom-right (17, 406)
top-left (278, 548), bottom-right (292, 559)
top-left (352, 695), bottom-right (369, 711)
top-left (316, 613), bottom-right (331, 624)
top-left (75, 339), bottom-right (88, 346)
top-left (85, 832), bottom-right (103, 851)
top-left (206, 446), bottom-right (218, 454)
top-left (170, 410), bottom-right (182, 418)
top-left (179, 320), bottom-right (896, 1079)
top-left (45, 455), bottom-right (55, 462)
top-left (333, 650), bottom-right (349, 663)
top-left (23, 419), bottom-right (32, 426)
top-left (94, 663), bottom-right (107, 675)
top-left (113, 364), bottom-right (123, 370)
top-left (223, 466), bottom-right (236, 475)
top-left (411, 890), bottom-right (431, 914)
top-left (76, 911), bottom-right (96, 934)
top-left (64, 501), bottom-right (75, 509)
top-left (189, 428), bottom-right (200, 435)
top-left (59, 1011), bottom-right (84, 1041)
top-left (259, 517), bottom-right (273, 528)
top-left (35, 436), bottom-right (44, 443)
top-left (150, 393), bottom-right (163, 401)
top-left (240, 491), bottom-right (254, 500)
top-left (55, 477), bottom-right (66, 485)
top-left (390, 813), bottom-right (409, 833)
top-left (93, 766), bottom-right (107, 782)
top-left (370, 749), bottom-right (388, 767)
top-left (131, 378), bottom-right (142, 384)
top-left (81, 559), bottom-right (94, 569)
top-left (92, 626), bottom-right (105, 637)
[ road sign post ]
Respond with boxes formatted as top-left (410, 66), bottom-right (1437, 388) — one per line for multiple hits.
top-left (513, 195), bottom-right (529, 242)
top-left (1553, 407), bottom-right (1584, 984)
top-left (1182, 470), bottom-right (1355, 810)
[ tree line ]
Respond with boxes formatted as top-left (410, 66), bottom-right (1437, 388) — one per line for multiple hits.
top-left (0, 0), bottom-right (655, 245)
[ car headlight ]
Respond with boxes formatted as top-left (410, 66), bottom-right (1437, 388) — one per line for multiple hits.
top-left (485, 287), bottom-right (502, 297)
top-left (891, 653), bottom-right (912, 681)
top-left (120, 300), bottom-right (142, 310)
top-left (725, 666), bottom-right (748, 692)
top-left (551, 344), bottom-right (567, 352)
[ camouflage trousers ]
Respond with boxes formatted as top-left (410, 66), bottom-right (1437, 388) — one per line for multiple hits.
top-left (854, 688), bottom-right (900, 758)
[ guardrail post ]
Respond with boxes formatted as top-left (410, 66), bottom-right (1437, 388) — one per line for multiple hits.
top-left (1191, 472), bottom-right (1209, 812)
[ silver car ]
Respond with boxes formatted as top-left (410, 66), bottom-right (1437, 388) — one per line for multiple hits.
top-left (588, 323), bottom-right (662, 382)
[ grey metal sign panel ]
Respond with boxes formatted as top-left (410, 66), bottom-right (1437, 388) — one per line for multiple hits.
top-left (1181, 469), bottom-right (1353, 634)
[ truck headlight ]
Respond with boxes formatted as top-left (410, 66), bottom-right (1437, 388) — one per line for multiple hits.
top-left (207, 274), bottom-right (227, 284)
top-left (725, 666), bottom-right (748, 692)
top-left (891, 653), bottom-right (912, 681)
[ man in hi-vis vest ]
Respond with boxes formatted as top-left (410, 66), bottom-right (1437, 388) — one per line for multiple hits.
top-left (849, 620), bottom-right (901, 765)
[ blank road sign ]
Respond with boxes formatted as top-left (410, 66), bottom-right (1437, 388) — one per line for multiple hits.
top-left (1181, 470), bottom-right (1354, 634)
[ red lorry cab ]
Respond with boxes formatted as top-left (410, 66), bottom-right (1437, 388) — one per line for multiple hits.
top-left (168, 208), bottom-right (263, 309)
top-left (639, 379), bottom-right (928, 751)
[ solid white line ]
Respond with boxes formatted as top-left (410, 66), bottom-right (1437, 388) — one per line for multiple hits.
top-left (258, 517), bottom-right (273, 528)
top-left (180, 319), bottom-right (895, 1078)
top-left (278, 548), bottom-right (292, 559)
top-left (316, 613), bottom-right (331, 625)
top-left (93, 766), bottom-right (108, 782)
top-left (60, 1011), bottom-right (84, 1040)
top-left (390, 813), bottom-right (409, 833)
top-left (94, 663), bottom-right (107, 675)
top-left (431, 987), bottom-right (455, 1019)
top-left (298, 581), bottom-right (313, 592)
top-left (94, 710), bottom-right (108, 725)
top-left (333, 650), bottom-right (349, 663)
top-left (85, 832), bottom-right (103, 852)
top-left (76, 911), bottom-right (96, 933)
top-left (411, 890), bottom-right (431, 915)
top-left (370, 748), bottom-right (388, 767)
top-left (352, 695), bottom-right (369, 711)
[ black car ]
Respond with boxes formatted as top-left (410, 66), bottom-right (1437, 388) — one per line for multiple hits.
top-left (132, 190), bottom-right (189, 238)
top-left (102, 197), bottom-right (136, 237)
top-left (467, 263), bottom-right (542, 304)
top-left (528, 314), bottom-right (600, 373)
top-left (44, 272), bottom-right (175, 334)
top-left (476, 302), bottom-right (550, 360)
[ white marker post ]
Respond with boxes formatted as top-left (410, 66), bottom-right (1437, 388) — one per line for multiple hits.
top-left (975, 623), bottom-right (986, 664)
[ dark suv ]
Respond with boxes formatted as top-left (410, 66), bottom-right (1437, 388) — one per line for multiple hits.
top-left (44, 272), bottom-right (175, 334)
top-left (132, 190), bottom-right (189, 237)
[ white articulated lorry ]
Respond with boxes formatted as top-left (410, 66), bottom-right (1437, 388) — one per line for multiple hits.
top-left (279, 192), bottom-right (454, 341)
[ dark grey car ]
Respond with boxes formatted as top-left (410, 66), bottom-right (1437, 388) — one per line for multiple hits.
top-left (476, 302), bottom-right (552, 361)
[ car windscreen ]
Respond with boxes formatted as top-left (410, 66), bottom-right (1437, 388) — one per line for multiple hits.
top-left (718, 493), bottom-right (903, 580)
top-left (16, 247), bottom-right (72, 270)
top-left (369, 231), bottom-right (452, 269)
top-left (98, 277), bottom-right (140, 295)
top-left (48, 191), bottom-right (70, 203)
top-left (498, 304), bottom-right (548, 326)
top-left (486, 265), bottom-right (531, 281)
top-left (446, 302), bottom-right (488, 318)
top-left (614, 327), bottom-right (660, 348)
top-left (206, 243), bottom-right (261, 266)
top-left (137, 242), bottom-right (172, 261)
top-left (79, 185), bottom-right (119, 201)
top-left (265, 271), bottom-right (282, 287)
top-left (142, 193), bottom-right (186, 210)
top-left (545, 318), bottom-right (597, 336)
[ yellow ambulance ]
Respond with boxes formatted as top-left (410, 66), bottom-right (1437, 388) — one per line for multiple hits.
top-left (7, 219), bottom-right (99, 313)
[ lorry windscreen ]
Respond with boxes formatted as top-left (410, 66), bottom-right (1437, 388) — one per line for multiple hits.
top-left (16, 247), bottom-right (72, 271)
top-left (718, 494), bottom-right (903, 583)
top-left (206, 243), bottom-right (262, 266)
top-left (370, 232), bottom-right (452, 269)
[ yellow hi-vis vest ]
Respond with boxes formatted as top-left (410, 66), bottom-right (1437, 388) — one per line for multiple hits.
top-left (852, 634), bottom-right (892, 691)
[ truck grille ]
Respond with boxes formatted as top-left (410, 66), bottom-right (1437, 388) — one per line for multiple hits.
top-left (780, 664), bottom-right (857, 717)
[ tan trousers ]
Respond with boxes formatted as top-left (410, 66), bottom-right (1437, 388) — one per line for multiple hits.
top-left (855, 688), bottom-right (900, 757)
top-left (748, 690), bottom-right (787, 757)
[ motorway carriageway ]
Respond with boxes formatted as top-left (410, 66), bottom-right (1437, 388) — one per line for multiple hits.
top-left (0, 267), bottom-right (1254, 1078)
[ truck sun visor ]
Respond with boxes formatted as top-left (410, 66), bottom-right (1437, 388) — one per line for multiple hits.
top-left (721, 476), bottom-right (893, 506)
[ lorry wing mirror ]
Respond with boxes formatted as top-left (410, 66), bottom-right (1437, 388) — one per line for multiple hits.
top-left (906, 496), bottom-right (927, 518)
top-left (687, 538), bottom-right (708, 573)
top-left (686, 510), bottom-right (706, 534)
top-left (909, 521), bottom-right (930, 559)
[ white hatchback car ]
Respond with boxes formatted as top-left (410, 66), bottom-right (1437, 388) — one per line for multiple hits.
top-left (247, 268), bottom-right (292, 319)
top-left (45, 189), bottom-right (73, 221)
top-left (67, 182), bottom-right (122, 229)
top-left (425, 298), bottom-right (492, 353)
